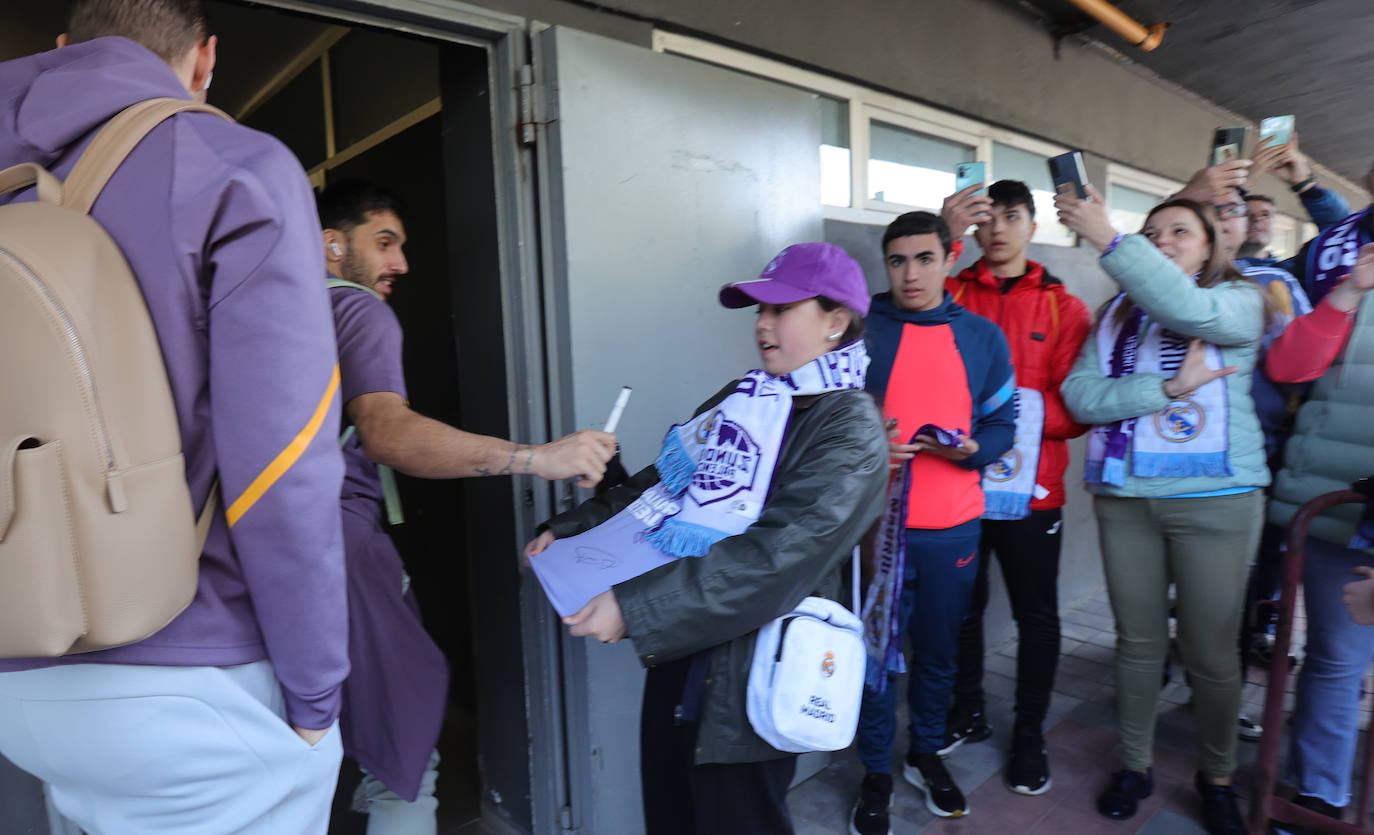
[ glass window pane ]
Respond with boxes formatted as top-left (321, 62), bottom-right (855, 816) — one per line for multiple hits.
top-left (867, 121), bottom-right (972, 209)
top-left (242, 60), bottom-right (326, 171)
top-left (820, 96), bottom-right (848, 148)
top-left (992, 142), bottom-right (1073, 246)
top-left (1108, 184), bottom-right (1164, 236)
top-left (820, 97), bottom-right (850, 207)
top-left (330, 29), bottom-right (440, 151)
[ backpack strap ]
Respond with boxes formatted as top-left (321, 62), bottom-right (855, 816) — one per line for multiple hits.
top-left (339, 418), bottom-right (405, 527)
top-left (0, 163), bottom-right (63, 205)
top-left (55, 96), bottom-right (231, 551)
top-left (195, 481), bottom-right (219, 552)
top-left (62, 98), bottom-right (232, 215)
top-left (326, 276), bottom-right (384, 301)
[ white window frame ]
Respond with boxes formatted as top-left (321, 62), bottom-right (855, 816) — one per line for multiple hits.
top-left (1102, 162), bottom-right (1182, 236)
top-left (862, 104), bottom-right (985, 215)
top-left (1103, 163), bottom-right (1182, 202)
top-left (651, 30), bottom-right (1074, 243)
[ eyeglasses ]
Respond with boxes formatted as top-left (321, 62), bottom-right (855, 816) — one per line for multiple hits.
top-left (1213, 202), bottom-right (1249, 219)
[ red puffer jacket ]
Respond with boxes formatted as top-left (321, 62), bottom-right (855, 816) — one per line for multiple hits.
top-left (945, 259), bottom-right (1092, 510)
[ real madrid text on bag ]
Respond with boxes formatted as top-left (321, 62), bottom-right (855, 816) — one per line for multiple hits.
top-left (747, 551), bottom-right (866, 753)
top-left (0, 99), bottom-right (229, 658)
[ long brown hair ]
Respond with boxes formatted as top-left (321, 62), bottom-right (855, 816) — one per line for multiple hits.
top-left (1101, 198), bottom-right (1252, 327)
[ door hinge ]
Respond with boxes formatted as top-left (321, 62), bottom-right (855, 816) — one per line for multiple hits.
top-left (559, 805), bottom-right (575, 831)
top-left (517, 64), bottom-right (538, 147)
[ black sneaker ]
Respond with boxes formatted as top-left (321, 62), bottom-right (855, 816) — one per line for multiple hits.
top-left (936, 710), bottom-right (991, 757)
top-left (903, 751), bottom-right (969, 818)
top-left (1005, 727), bottom-right (1052, 796)
top-left (1097, 769), bottom-right (1153, 819)
top-left (1237, 714), bottom-right (1263, 741)
top-left (1246, 634), bottom-right (1275, 668)
top-left (1194, 773), bottom-right (1245, 835)
top-left (849, 773), bottom-right (892, 835)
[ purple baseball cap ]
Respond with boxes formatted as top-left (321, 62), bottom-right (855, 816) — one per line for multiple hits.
top-left (719, 242), bottom-right (871, 317)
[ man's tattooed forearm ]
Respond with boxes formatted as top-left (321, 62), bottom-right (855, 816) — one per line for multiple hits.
top-left (476, 444), bottom-right (534, 477)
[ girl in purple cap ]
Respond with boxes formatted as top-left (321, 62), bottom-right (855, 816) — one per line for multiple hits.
top-left (525, 242), bottom-right (888, 834)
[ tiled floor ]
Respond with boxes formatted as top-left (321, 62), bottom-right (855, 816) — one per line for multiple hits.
top-left (787, 584), bottom-right (1345, 835)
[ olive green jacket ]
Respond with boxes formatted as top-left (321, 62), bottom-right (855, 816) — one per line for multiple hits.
top-left (542, 384), bottom-right (887, 764)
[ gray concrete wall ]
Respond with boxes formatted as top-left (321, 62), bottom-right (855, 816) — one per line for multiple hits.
top-left (463, 0), bottom-right (1364, 217)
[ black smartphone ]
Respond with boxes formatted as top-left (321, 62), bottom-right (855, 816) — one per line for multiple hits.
top-left (1048, 151), bottom-right (1089, 199)
top-left (1210, 126), bottom-right (1246, 165)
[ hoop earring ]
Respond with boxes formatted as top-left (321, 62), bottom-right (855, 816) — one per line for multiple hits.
top-left (828, 331), bottom-right (843, 341)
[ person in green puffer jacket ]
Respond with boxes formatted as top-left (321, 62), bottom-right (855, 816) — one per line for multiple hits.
top-left (1262, 213), bottom-right (1374, 831)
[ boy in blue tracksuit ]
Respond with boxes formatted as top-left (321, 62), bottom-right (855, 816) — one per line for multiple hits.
top-left (850, 211), bottom-right (1015, 833)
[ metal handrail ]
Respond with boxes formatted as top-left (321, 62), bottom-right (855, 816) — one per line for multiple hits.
top-left (1250, 489), bottom-right (1371, 835)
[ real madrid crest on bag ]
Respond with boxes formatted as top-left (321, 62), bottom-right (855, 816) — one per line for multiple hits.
top-left (746, 549), bottom-right (866, 753)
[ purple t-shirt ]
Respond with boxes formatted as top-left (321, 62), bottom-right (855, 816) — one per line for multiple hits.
top-left (0, 38), bottom-right (349, 729)
top-left (330, 283), bottom-right (408, 512)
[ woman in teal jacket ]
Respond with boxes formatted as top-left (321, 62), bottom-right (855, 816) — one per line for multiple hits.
top-left (1056, 190), bottom-right (1266, 835)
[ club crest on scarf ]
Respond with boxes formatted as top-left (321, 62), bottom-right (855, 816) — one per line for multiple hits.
top-left (1086, 295), bottom-right (1233, 485)
top-left (985, 448), bottom-right (1022, 482)
top-left (1155, 397), bottom-right (1206, 443)
top-left (691, 414), bottom-right (763, 505)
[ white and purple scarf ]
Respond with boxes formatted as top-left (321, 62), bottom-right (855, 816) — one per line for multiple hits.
top-left (1085, 294), bottom-right (1232, 486)
top-left (1306, 208), bottom-right (1372, 306)
top-left (623, 340), bottom-right (870, 557)
top-left (861, 441), bottom-right (915, 693)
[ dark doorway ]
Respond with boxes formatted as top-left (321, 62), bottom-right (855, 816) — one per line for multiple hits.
top-left (0, 2), bottom-right (531, 832)
top-left (209, 3), bottom-right (524, 832)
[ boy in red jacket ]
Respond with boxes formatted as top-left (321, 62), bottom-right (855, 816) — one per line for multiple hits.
top-left (938, 180), bottom-right (1092, 796)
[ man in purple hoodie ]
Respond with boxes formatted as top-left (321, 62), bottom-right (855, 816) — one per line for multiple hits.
top-left (0, 2), bottom-right (349, 832)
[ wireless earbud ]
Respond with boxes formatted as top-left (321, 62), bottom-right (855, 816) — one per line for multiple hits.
top-left (329, 242), bottom-right (342, 256)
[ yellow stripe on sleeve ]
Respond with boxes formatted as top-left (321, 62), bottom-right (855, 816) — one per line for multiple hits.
top-left (226, 365), bottom-right (341, 527)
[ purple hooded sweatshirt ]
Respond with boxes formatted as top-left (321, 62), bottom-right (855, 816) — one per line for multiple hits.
top-left (0, 37), bottom-right (350, 730)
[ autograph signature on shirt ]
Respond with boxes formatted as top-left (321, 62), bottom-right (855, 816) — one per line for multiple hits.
top-left (574, 547), bottom-right (620, 570)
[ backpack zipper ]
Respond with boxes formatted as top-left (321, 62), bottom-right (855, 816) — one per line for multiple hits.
top-left (1, 247), bottom-right (125, 511)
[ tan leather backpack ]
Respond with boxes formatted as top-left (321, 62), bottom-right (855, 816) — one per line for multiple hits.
top-left (0, 98), bottom-right (231, 657)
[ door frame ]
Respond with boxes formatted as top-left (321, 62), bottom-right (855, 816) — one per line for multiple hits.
top-left (220, 2), bottom-right (572, 832)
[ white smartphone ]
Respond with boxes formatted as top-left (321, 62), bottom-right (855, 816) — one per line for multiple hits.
top-left (1259, 115), bottom-right (1294, 149)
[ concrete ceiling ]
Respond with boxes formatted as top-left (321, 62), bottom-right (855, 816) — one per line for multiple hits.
top-left (6, 1), bottom-right (1369, 188)
top-left (1008, 0), bottom-right (1374, 187)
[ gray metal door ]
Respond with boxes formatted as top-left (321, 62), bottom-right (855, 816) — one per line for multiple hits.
top-left (531, 25), bottom-right (824, 835)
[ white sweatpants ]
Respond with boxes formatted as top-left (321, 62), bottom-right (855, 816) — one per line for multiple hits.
top-left (0, 660), bottom-right (342, 834)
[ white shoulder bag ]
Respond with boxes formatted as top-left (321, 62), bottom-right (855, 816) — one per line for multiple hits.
top-left (746, 548), bottom-right (866, 753)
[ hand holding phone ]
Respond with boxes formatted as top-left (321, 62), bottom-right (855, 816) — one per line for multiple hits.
top-left (1210, 126), bottom-right (1246, 166)
top-left (1048, 151), bottom-right (1089, 199)
top-left (1054, 182), bottom-right (1117, 251)
top-left (954, 162), bottom-right (986, 196)
top-left (943, 164), bottom-right (993, 236)
top-left (1259, 116), bottom-right (1294, 149)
